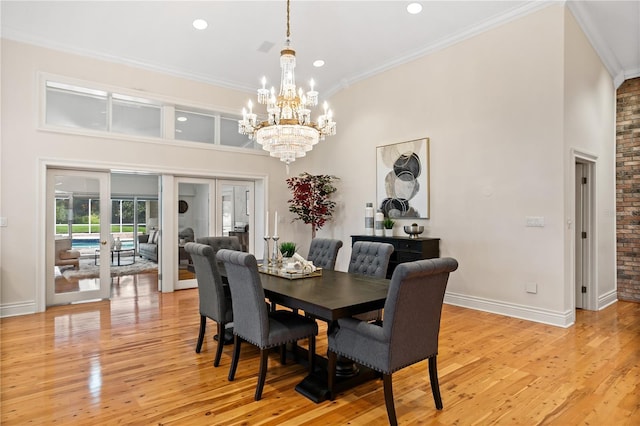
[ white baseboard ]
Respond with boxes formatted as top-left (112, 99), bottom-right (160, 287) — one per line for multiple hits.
top-left (444, 292), bottom-right (575, 328)
top-left (0, 300), bottom-right (37, 318)
top-left (598, 290), bottom-right (618, 310)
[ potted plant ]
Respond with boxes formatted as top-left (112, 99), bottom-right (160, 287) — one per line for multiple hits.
top-left (279, 241), bottom-right (297, 258)
top-left (286, 172), bottom-right (339, 238)
top-left (383, 217), bottom-right (395, 237)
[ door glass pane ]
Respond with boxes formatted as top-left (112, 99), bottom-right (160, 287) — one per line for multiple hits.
top-left (223, 183), bottom-right (252, 253)
top-left (178, 182), bottom-right (210, 287)
top-left (53, 176), bottom-right (102, 294)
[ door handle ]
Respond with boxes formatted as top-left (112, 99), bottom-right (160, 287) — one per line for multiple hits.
top-left (101, 240), bottom-right (107, 245)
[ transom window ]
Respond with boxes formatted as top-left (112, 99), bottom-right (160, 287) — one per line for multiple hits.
top-left (44, 80), bottom-right (260, 151)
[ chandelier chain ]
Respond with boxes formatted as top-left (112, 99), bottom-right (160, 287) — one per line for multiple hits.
top-left (286, 0), bottom-right (290, 39)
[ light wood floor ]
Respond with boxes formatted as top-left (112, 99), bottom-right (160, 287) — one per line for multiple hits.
top-left (1, 272), bottom-right (639, 425)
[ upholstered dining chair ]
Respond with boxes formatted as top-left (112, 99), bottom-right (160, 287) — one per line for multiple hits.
top-left (307, 238), bottom-right (343, 270)
top-left (216, 249), bottom-right (319, 401)
top-left (328, 257), bottom-right (459, 426)
top-left (348, 241), bottom-right (394, 322)
top-left (196, 236), bottom-right (242, 253)
top-left (185, 242), bottom-right (233, 367)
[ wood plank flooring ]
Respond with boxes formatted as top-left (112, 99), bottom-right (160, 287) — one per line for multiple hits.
top-left (1, 272), bottom-right (639, 425)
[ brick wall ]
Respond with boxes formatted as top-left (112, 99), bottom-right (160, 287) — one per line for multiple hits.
top-left (616, 77), bottom-right (640, 302)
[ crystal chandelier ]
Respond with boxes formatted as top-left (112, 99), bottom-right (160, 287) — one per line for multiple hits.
top-left (238, 0), bottom-right (336, 165)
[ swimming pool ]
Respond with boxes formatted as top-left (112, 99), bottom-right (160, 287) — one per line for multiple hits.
top-left (72, 239), bottom-right (134, 250)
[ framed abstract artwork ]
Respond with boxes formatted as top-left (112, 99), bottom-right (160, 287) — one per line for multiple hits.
top-left (376, 138), bottom-right (430, 219)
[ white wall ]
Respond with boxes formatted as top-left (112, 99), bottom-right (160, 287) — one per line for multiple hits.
top-left (563, 10), bottom-right (617, 312)
top-left (297, 4), bottom-right (615, 326)
top-left (0, 39), bottom-right (296, 315)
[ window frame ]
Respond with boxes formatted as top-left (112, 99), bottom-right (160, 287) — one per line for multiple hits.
top-left (38, 72), bottom-right (265, 156)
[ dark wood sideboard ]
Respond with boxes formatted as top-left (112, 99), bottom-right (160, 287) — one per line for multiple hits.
top-left (351, 235), bottom-right (440, 279)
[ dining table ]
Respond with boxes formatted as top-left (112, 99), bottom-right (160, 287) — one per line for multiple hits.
top-left (256, 266), bottom-right (390, 403)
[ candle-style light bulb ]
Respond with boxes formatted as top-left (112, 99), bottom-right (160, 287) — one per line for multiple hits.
top-left (323, 101), bottom-right (329, 115)
top-left (248, 100), bottom-right (253, 114)
top-left (242, 107), bottom-right (247, 120)
top-left (261, 76), bottom-right (267, 89)
top-left (309, 79), bottom-right (315, 91)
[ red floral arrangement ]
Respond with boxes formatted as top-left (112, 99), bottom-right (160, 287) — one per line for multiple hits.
top-left (286, 172), bottom-right (338, 238)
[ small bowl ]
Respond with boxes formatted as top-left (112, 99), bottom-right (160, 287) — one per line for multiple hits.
top-left (403, 224), bottom-right (424, 239)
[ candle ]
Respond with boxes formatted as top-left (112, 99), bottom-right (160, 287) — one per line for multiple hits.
top-left (274, 211), bottom-right (278, 236)
top-left (265, 210), bottom-right (269, 236)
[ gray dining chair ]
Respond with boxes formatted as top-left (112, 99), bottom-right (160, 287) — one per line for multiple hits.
top-left (328, 257), bottom-right (459, 426)
top-left (348, 240), bottom-right (394, 322)
top-left (185, 242), bottom-right (233, 367)
top-left (307, 238), bottom-right (343, 270)
top-left (196, 236), bottom-right (242, 253)
top-left (216, 249), bottom-right (319, 401)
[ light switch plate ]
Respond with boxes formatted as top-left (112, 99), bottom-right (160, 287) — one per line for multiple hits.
top-left (526, 216), bottom-right (544, 227)
top-left (0, 217), bottom-right (7, 227)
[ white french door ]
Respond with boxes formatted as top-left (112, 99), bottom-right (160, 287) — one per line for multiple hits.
top-left (175, 178), bottom-right (216, 290)
top-left (218, 180), bottom-right (255, 254)
top-left (46, 168), bottom-right (111, 305)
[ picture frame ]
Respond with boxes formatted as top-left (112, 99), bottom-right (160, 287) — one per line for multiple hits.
top-left (376, 137), bottom-right (430, 219)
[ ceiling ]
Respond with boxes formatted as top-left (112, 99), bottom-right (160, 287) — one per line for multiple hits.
top-left (1, 1), bottom-right (639, 97)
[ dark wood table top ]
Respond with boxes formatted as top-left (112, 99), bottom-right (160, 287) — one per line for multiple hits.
top-left (259, 269), bottom-right (390, 322)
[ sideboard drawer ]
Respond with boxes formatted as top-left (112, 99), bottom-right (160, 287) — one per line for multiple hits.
top-left (395, 239), bottom-right (423, 252)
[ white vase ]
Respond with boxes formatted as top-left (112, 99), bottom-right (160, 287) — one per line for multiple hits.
top-left (384, 228), bottom-right (393, 237)
top-left (114, 237), bottom-right (122, 250)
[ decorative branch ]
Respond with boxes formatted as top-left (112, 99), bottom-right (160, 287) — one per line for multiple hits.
top-left (286, 172), bottom-right (339, 238)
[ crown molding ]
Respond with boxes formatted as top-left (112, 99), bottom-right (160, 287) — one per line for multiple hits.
top-left (1, 29), bottom-right (256, 95)
top-left (324, 1), bottom-right (556, 97)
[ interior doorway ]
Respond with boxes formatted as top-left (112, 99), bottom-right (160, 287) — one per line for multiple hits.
top-left (575, 158), bottom-right (595, 310)
top-left (41, 162), bottom-right (266, 309)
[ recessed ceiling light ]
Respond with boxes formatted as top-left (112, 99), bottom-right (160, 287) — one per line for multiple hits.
top-left (192, 19), bottom-right (208, 30)
top-left (313, 60), bottom-right (325, 67)
top-left (177, 116), bottom-right (188, 122)
top-left (407, 3), bottom-right (422, 14)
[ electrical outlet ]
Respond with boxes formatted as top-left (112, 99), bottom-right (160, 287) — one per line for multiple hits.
top-left (526, 282), bottom-right (537, 294)
top-left (526, 216), bottom-right (545, 227)
top-left (0, 217), bottom-right (7, 227)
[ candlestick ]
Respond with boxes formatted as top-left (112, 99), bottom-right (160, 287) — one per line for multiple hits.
top-left (274, 211), bottom-right (278, 236)
top-left (264, 236), bottom-right (271, 266)
top-left (271, 236), bottom-right (282, 267)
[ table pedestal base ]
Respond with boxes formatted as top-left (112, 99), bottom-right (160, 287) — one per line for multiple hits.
top-left (287, 344), bottom-right (378, 403)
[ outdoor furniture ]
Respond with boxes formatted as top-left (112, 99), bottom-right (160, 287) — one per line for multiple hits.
top-left (327, 257), bottom-right (459, 426)
top-left (217, 249), bottom-right (318, 401)
top-left (186, 242), bottom-right (233, 367)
